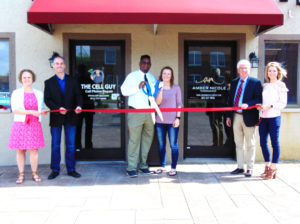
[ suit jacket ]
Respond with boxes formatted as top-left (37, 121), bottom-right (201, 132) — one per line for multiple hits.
top-left (226, 76), bottom-right (262, 127)
top-left (44, 74), bottom-right (83, 127)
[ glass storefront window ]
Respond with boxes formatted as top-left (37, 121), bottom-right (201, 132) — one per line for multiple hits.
top-left (184, 41), bottom-right (237, 157)
top-left (70, 40), bottom-right (126, 160)
top-left (265, 42), bottom-right (300, 105)
top-left (0, 40), bottom-right (10, 110)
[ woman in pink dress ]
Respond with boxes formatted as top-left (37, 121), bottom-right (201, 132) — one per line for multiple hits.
top-left (8, 69), bottom-right (45, 184)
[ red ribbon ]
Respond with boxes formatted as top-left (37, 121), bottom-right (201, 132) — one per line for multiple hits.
top-left (0, 105), bottom-right (7, 110)
top-left (45, 105), bottom-right (259, 114)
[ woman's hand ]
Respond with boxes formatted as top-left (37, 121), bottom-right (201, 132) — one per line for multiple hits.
top-left (261, 104), bottom-right (272, 111)
top-left (256, 104), bottom-right (262, 110)
top-left (173, 118), bottom-right (180, 128)
top-left (31, 110), bottom-right (41, 117)
top-left (158, 82), bottom-right (164, 89)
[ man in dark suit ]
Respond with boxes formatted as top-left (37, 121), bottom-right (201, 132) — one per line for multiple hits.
top-left (226, 59), bottom-right (262, 177)
top-left (44, 56), bottom-right (83, 179)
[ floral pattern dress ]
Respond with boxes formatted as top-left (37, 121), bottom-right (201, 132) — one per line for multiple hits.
top-left (8, 92), bottom-right (45, 149)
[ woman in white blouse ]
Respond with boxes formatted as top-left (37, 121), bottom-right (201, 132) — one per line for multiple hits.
top-left (258, 62), bottom-right (288, 180)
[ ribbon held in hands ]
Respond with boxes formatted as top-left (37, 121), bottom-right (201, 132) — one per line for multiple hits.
top-left (44, 105), bottom-right (260, 114)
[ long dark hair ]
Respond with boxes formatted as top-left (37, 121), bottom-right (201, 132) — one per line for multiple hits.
top-left (159, 66), bottom-right (174, 88)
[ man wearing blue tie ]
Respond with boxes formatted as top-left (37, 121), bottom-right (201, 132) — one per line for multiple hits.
top-left (121, 55), bottom-right (157, 178)
top-left (226, 59), bottom-right (262, 177)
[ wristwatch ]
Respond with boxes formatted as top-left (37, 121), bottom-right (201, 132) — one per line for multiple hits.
top-left (176, 116), bottom-right (181, 120)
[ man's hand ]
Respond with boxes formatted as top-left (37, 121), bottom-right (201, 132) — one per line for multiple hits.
top-left (59, 107), bottom-right (67, 115)
top-left (241, 103), bottom-right (248, 109)
top-left (41, 110), bottom-right (47, 115)
top-left (226, 118), bottom-right (232, 127)
top-left (75, 106), bottom-right (82, 114)
top-left (139, 81), bottom-right (147, 89)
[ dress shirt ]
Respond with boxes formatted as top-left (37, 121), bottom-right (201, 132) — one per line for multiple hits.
top-left (260, 81), bottom-right (288, 118)
top-left (121, 69), bottom-right (157, 109)
top-left (56, 74), bottom-right (65, 95)
top-left (234, 76), bottom-right (248, 112)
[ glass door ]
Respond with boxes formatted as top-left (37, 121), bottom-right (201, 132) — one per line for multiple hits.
top-left (70, 40), bottom-right (126, 160)
top-left (184, 41), bottom-right (237, 158)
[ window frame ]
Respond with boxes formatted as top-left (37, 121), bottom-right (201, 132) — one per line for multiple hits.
top-left (188, 50), bottom-right (202, 66)
top-left (210, 51), bottom-right (226, 68)
top-left (0, 33), bottom-right (16, 112)
top-left (259, 34), bottom-right (300, 108)
top-left (104, 48), bottom-right (117, 65)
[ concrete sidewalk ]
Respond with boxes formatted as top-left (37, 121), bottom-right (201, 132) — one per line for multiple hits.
top-left (0, 159), bottom-right (300, 224)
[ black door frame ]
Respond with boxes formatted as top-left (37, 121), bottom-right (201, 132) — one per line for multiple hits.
top-left (69, 39), bottom-right (126, 160)
top-left (184, 40), bottom-right (237, 158)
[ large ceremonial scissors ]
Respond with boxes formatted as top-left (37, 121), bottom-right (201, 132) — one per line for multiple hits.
top-left (142, 80), bottom-right (164, 124)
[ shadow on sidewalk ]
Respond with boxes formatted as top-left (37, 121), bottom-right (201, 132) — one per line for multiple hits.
top-left (0, 162), bottom-right (262, 188)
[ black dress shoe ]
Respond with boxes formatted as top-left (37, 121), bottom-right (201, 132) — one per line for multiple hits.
top-left (48, 172), bottom-right (59, 180)
top-left (67, 171), bottom-right (81, 178)
top-left (231, 168), bottom-right (245, 174)
top-left (244, 170), bottom-right (253, 177)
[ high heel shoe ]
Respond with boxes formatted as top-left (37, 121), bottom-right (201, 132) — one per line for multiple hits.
top-left (264, 167), bottom-right (277, 180)
top-left (261, 166), bottom-right (270, 178)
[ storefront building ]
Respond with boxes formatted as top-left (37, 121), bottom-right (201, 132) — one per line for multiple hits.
top-left (0, 0), bottom-right (300, 166)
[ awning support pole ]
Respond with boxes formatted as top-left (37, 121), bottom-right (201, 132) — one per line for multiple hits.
top-left (153, 24), bottom-right (158, 35)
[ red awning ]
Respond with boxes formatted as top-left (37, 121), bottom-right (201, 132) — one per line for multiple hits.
top-left (28, 0), bottom-right (283, 34)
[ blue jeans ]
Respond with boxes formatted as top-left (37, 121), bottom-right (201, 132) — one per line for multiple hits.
top-left (259, 116), bottom-right (281, 164)
top-left (50, 122), bottom-right (76, 173)
top-left (156, 123), bottom-right (179, 169)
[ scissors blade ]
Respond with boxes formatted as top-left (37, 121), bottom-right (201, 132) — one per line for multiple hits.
top-left (149, 96), bottom-right (164, 121)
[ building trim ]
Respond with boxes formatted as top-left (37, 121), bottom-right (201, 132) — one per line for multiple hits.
top-left (62, 33), bottom-right (131, 159)
top-left (0, 32), bottom-right (16, 113)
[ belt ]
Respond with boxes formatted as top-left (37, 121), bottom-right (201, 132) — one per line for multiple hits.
top-left (234, 111), bottom-right (243, 115)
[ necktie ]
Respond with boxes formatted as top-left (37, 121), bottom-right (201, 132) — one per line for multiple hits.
top-left (234, 79), bottom-right (244, 107)
top-left (144, 73), bottom-right (150, 105)
top-left (144, 73), bottom-right (149, 92)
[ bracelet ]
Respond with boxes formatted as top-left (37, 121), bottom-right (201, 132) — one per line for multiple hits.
top-left (176, 116), bottom-right (181, 120)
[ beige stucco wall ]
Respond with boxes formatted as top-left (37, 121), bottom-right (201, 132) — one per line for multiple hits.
top-left (255, 0), bottom-right (300, 161)
top-left (0, 0), bottom-right (299, 165)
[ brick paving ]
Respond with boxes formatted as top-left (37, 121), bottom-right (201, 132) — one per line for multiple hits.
top-left (0, 159), bottom-right (300, 224)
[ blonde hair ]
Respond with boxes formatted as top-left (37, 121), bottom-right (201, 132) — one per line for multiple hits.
top-left (265, 62), bottom-right (287, 82)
